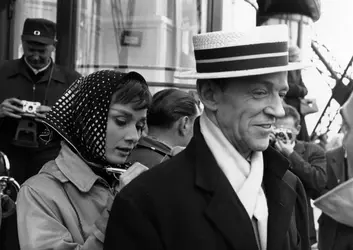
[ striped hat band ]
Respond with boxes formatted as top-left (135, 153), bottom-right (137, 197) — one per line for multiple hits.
top-left (195, 41), bottom-right (288, 73)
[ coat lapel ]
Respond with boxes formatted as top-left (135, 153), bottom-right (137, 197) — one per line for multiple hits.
top-left (187, 119), bottom-right (298, 250)
top-left (263, 147), bottom-right (297, 250)
top-left (186, 119), bottom-right (259, 250)
top-left (329, 146), bottom-right (345, 184)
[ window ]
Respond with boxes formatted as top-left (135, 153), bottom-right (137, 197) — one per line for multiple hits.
top-left (75, 0), bottom-right (207, 89)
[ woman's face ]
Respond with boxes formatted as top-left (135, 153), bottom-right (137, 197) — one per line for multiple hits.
top-left (105, 102), bottom-right (147, 164)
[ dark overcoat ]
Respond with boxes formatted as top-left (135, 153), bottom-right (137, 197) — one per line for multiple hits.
top-left (288, 140), bottom-right (327, 244)
top-left (104, 120), bottom-right (310, 250)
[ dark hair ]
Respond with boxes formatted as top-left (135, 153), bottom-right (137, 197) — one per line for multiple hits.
top-left (111, 77), bottom-right (152, 110)
top-left (147, 89), bottom-right (198, 129)
top-left (283, 104), bottom-right (301, 127)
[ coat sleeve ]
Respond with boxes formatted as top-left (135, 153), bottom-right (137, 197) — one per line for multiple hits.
top-left (104, 190), bottom-right (164, 250)
top-left (17, 185), bottom-right (107, 250)
top-left (288, 143), bottom-right (327, 199)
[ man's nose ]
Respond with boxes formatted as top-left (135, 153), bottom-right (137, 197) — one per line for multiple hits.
top-left (31, 52), bottom-right (40, 60)
top-left (264, 96), bottom-right (285, 118)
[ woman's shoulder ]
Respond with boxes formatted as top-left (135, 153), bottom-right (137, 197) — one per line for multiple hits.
top-left (20, 160), bottom-right (68, 196)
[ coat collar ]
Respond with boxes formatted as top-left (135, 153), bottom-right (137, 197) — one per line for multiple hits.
top-left (185, 118), bottom-right (297, 250)
top-left (5, 57), bottom-right (66, 84)
top-left (47, 142), bottom-right (103, 192)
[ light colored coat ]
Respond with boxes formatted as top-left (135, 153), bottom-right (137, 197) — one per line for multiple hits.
top-left (17, 143), bottom-right (117, 250)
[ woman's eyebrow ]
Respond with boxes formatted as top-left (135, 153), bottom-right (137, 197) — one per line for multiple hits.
top-left (109, 108), bottom-right (133, 118)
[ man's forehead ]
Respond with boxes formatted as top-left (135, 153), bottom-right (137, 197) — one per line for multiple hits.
top-left (227, 72), bottom-right (288, 88)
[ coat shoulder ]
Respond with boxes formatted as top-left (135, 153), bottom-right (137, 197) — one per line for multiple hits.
top-left (20, 160), bottom-right (66, 197)
top-left (54, 64), bottom-right (81, 82)
top-left (121, 151), bottom-right (193, 198)
top-left (0, 59), bottom-right (21, 74)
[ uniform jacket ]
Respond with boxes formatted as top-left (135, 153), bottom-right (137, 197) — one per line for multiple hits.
top-left (288, 140), bottom-right (327, 244)
top-left (104, 120), bottom-right (310, 250)
top-left (16, 143), bottom-right (115, 250)
top-left (128, 136), bottom-right (172, 168)
top-left (318, 146), bottom-right (353, 250)
top-left (0, 58), bottom-right (81, 183)
top-left (0, 57), bottom-right (81, 139)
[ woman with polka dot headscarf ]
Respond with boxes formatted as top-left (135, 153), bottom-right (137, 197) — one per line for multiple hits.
top-left (16, 70), bottom-right (152, 250)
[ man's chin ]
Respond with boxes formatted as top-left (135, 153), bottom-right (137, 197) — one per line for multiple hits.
top-left (250, 139), bottom-right (270, 152)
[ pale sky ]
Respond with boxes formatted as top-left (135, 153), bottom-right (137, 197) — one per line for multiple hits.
top-left (303, 0), bottom-right (353, 136)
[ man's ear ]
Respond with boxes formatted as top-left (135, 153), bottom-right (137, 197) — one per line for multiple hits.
top-left (196, 79), bottom-right (222, 112)
top-left (177, 116), bottom-right (190, 136)
top-left (296, 125), bottom-right (301, 133)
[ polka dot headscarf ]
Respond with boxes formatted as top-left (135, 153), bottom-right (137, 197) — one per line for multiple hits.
top-left (43, 70), bottom-right (148, 169)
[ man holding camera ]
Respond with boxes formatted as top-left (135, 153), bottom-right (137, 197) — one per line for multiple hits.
top-left (0, 18), bottom-right (81, 184)
top-left (270, 104), bottom-right (327, 247)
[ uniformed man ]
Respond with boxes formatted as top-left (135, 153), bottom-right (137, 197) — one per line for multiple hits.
top-left (0, 18), bottom-right (81, 184)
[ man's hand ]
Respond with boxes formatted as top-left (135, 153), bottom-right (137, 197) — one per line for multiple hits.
top-left (118, 162), bottom-right (148, 192)
top-left (275, 134), bottom-right (295, 157)
top-left (35, 105), bottom-right (52, 119)
top-left (0, 98), bottom-right (23, 119)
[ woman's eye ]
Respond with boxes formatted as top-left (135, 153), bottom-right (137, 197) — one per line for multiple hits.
top-left (114, 118), bottom-right (127, 127)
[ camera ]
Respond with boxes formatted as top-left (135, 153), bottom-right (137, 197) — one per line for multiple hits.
top-left (22, 101), bottom-right (41, 116)
top-left (12, 101), bottom-right (41, 148)
top-left (273, 128), bottom-right (293, 142)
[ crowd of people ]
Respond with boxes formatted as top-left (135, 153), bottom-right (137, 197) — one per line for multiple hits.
top-left (0, 17), bottom-right (352, 250)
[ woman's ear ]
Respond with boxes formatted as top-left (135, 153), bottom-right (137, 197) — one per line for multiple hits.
top-left (196, 79), bottom-right (222, 112)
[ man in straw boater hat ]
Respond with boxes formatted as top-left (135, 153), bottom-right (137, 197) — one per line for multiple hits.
top-left (104, 24), bottom-right (310, 250)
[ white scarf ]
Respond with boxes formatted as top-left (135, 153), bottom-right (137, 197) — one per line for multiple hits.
top-left (200, 113), bottom-right (268, 250)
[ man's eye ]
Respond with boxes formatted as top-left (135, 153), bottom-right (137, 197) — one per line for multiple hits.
top-left (136, 123), bottom-right (146, 132)
top-left (279, 92), bottom-right (287, 99)
top-left (252, 90), bottom-right (267, 97)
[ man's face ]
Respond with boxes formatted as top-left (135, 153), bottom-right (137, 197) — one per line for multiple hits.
top-left (22, 41), bottom-right (54, 69)
top-left (214, 72), bottom-right (288, 155)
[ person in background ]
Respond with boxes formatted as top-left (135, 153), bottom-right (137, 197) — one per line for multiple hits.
top-left (284, 46), bottom-right (311, 142)
top-left (16, 70), bottom-right (151, 250)
top-left (270, 104), bottom-right (327, 246)
top-left (0, 18), bottom-right (81, 184)
top-left (317, 145), bottom-right (353, 250)
top-left (104, 24), bottom-right (310, 250)
top-left (317, 93), bottom-right (353, 250)
top-left (128, 88), bottom-right (200, 168)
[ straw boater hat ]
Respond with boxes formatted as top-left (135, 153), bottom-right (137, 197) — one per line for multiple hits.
top-left (176, 24), bottom-right (307, 79)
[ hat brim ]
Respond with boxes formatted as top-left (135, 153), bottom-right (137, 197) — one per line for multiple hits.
top-left (175, 62), bottom-right (311, 79)
top-left (22, 35), bottom-right (55, 45)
